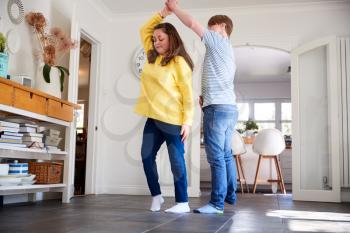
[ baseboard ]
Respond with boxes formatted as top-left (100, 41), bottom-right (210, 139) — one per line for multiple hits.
top-left (341, 188), bottom-right (350, 202)
top-left (102, 185), bottom-right (201, 197)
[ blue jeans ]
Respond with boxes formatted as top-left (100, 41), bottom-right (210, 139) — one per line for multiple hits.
top-left (203, 104), bottom-right (238, 210)
top-left (141, 118), bottom-right (188, 203)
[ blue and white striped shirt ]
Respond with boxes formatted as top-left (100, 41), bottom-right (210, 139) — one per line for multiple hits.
top-left (201, 29), bottom-right (236, 107)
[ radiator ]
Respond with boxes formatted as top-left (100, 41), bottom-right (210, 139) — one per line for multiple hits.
top-left (340, 37), bottom-right (350, 188)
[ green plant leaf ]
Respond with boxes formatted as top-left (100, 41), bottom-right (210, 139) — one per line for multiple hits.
top-left (56, 66), bottom-right (69, 76)
top-left (57, 66), bottom-right (65, 92)
top-left (43, 64), bottom-right (51, 83)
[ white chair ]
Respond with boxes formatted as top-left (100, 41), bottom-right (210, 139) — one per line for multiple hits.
top-left (232, 131), bottom-right (249, 193)
top-left (252, 129), bottom-right (286, 194)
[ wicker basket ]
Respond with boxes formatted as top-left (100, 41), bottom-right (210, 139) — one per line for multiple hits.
top-left (29, 162), bottom-right (63, 184)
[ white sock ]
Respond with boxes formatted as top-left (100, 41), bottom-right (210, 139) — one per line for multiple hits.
top-left (165, 202), bottom-right (190, 213)
top-left (150, 195), bottom-right (164, 212)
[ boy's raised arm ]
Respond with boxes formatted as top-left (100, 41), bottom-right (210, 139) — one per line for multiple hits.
top-left (166, 0), bottom-right (205, 38)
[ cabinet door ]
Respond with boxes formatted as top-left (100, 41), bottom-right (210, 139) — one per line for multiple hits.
top-left (291, 36), bottom-right (341, 202)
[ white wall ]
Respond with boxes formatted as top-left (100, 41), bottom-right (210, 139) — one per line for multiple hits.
top-left (0, 0), bottom-right (74, 98)
top-left (236, 81), bottom-right (291, 100)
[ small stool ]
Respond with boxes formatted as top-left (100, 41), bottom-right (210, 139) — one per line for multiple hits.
top-left (232, 131), bottom-right (249, 193)
top-left (252, 129), bottom-right (286, 194)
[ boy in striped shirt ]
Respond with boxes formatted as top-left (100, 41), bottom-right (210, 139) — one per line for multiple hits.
top-left (166, 0), bottom-right (238, 214)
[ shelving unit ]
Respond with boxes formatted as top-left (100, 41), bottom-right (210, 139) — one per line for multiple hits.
top-left (0, 103), bottom-right (72, 203)
top-left (0, 79), bottom-right (79, 204)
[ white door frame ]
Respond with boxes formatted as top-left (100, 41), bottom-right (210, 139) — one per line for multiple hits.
top-left (68, 19), bottom-right (101, 197)
top-left (291, 36), bottom-right (341, 202)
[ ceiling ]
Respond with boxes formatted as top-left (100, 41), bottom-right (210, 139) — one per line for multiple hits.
top-left (98, 0), bottom-right (336, 15)
top-left (234, 46), bottom-right (290, 83)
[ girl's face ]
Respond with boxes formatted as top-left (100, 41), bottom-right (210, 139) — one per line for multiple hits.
top-left (153, 29), bottom-right (170, 56)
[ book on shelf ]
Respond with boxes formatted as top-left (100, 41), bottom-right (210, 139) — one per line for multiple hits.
top-left (0, 132), bottom-right (24, 137)
top-left (44, 136), bottom-right (62, 146)
top-left (47, 145), bottom-right (62, 152)
top-left (19, 127), bottom-right (37, 133)
top-left (22, 136), bottom-right (43, 143)
top-left (43, 129), bottom-right (61, 137)
top-left (24, 141), bottom-right (45, 149)
top-left (19, 123), bottom-right (38, 128)
top-left (0, 142), bottom-right (27, 148)
top-left (0, 138), bottom-right (23, 143)
top-left (0, 135), bottom-right (22, 140)
top-left (22, 132), bottom-right (43, 138)
top-left (0, 120), bottom-right (20, 128)
top-left (0, 127), bottom-right (20, 133)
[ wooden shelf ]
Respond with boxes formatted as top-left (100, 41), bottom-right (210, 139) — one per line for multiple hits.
top-left (0, 184), bottom-right (65, 195)
top-left (0, 146), bottom-right (67, 161)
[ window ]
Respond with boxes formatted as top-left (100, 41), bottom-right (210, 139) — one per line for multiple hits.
top-left (281, 102), bottom-right (292, 135)
top-left (235, 100), bottom-right (292, 136)
top-left (254, 103), bottom-right (275, 121)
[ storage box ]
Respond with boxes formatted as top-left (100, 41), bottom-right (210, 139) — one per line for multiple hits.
top-left (28, 162), bottom-right (63, 184)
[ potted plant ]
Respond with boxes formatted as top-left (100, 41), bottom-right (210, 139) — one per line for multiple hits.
top-left (25, 12), bottom-right (77, 98)
top-left (244, 120), bottom-right (259, 137)
top-left (0, 32), bottom-right (9, 79)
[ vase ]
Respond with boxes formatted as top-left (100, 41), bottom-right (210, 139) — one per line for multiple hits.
top-left (245, 130), bottom-right (254, 137)
top-left (0, 52), bottom-right (9, 78)
top-left (35, 62), bottom-right (62, 99)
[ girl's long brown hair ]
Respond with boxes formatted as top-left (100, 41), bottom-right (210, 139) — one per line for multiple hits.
top-left (147, 23), bottom-right (194, 71)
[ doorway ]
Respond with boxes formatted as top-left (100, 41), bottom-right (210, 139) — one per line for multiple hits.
top-left (74, 38), bottom-right (91, 196)
top-left (199, 45), bottom-right (292, 194)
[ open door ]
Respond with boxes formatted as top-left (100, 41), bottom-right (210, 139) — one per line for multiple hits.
top-left (291, 36), bottom-right (341, 202)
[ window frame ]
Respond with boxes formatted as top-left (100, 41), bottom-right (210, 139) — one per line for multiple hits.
top-left (236, 98), bottom-right (292, 135)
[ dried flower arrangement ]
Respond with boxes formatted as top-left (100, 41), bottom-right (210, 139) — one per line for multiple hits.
top-left (25, 12), bottom-right (77, 92)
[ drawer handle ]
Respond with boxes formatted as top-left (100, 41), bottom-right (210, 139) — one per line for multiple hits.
top-left (61, 103), bottom-right (64, 108)
top-left (30, 92), bottom-right (34, 99)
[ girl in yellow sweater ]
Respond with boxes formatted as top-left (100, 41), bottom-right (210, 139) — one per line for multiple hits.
top-left (134, 6), bottom-right (194, 213)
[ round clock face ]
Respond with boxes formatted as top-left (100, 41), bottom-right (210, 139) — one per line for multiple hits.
top-left (7, 0), bottom-right (24, 25)
top-left (133, 47), bottom-right (146, 78)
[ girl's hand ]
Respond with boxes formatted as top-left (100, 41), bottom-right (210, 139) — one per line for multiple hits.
top-left (181, 124), bottom-right (190, 142)
top-left (160, 6), bottom-right (172, 18)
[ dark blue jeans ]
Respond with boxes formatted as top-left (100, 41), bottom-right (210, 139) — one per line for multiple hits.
top-left (141, 118), bottom-right (188, 203)
top-left (203, 104), bottom-right (238, 210)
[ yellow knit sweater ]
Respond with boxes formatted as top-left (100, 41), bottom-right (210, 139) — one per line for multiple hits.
top-left (134, 13), bottom-right (194, 126)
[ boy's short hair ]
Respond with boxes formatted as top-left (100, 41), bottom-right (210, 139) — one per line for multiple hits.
top-left (208, 15), bottom-right (233, 36)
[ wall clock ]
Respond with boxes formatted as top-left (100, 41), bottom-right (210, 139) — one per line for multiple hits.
top-left (132, 46), bottom-right (146, 78)
top-left (7, 0), bottom-right (24, 25)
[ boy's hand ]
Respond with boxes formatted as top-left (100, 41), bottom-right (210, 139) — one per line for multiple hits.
top-left (165, 0), bottom-right (178, 11)
top-left (160, 6), bottom-right (172, 18)
top-left (181, 124), bottom-right (190, 142)
top-left (199, 96), bottom-right (203, 107)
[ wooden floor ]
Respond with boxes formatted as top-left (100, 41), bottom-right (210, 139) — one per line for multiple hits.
top-left (0, 193), bottom-right (350, 233)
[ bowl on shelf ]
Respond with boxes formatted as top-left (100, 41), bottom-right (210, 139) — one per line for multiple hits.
top-left (21, 174), bottom-right (36, 182)
top-left (20, 180), bottom-right (36, 185)
top-left (0, 176), bottom-right (22, 186)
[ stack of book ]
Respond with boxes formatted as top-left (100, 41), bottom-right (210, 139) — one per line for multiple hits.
top-left (43, 129), bottom-right (62, 151)
top-left (0, 121), bottom-right (26, 148)
top-left (19, 123), bottom-right (44, 149)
